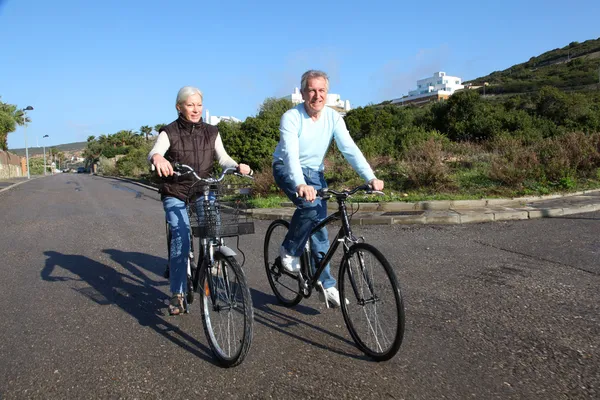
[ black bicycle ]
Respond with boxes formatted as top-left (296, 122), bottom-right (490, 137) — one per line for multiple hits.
top-left (263, 184), bottom-right (405, 361)
top-left (165, 163), bottom-right (254, 367)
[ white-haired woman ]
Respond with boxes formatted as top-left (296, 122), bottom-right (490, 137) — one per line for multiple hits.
top-left (148, 86), bottom-right (251, 315)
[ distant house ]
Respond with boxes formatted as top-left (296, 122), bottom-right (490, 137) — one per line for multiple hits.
top-left (205, 110), bottom-right (242, 125)
top-left (392, 72), bottom-right (464, 106)
top-left (282, 88), bottom-right (352, 115)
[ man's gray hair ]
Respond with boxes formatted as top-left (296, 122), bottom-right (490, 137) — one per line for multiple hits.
top-left (300, 70), bottom-right (329, 93)
top-left (176, 86), bottom-right (203, 108)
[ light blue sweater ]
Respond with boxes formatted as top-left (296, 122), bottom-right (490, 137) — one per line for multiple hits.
top-left (272, 103), bottom-right (376, 188)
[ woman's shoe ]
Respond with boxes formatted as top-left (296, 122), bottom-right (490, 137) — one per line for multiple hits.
top-left (168, 294), bottom-right (184, 315)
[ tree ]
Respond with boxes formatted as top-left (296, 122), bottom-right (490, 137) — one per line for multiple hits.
top-left (219, 98), bottom-right (293, 169)
top-left (140, 125), bottom-right (152, 141)
top-left (154, 123), bottom-right (167, 134)
top-left (0, 97), bottom-right (30, 151)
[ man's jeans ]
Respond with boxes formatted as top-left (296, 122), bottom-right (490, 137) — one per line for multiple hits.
top-left (163, 196), bottom-right (190, 295)
top-left (273, 162), bottom-right (336, 289)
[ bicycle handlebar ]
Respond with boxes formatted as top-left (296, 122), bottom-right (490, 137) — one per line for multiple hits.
top-left (313, 184), bottom-right (384, 200)
top-left (172, 162), bottom-right (254, 183)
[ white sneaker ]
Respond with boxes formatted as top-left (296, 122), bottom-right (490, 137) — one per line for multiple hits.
top-left (318, 286), bottom-right (349, 308)
top-left (279, 246), bottom-right (300, 273)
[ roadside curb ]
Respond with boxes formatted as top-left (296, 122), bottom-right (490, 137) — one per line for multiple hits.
top-left (0, 177), bottom-right (41, 194)
top-left (95, 175), bottom-right (600, 225)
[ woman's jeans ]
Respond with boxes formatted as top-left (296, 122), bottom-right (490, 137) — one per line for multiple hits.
top-left (163, 196), bottom-right (190, 295)
top-left (163, 193), bottom-right (218, 295)
top-left (273, 162), bottom-right (336, 289)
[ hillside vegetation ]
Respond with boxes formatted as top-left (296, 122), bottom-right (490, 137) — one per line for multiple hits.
top-left (9, 141), bottom-right (88, 157)
top-left (467, 37), bottom-right (600, 95)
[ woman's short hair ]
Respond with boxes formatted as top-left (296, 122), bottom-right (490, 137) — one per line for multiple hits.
top-left (176, 86), bottom-right (203, 108)
top-left (300, 70), bottom-right (329, 93)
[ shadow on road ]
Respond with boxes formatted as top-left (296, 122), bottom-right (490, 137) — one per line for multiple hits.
top-left (41, 250), bottom-right (215, 364)
top-left (250, 288), bottom-right (369, 360)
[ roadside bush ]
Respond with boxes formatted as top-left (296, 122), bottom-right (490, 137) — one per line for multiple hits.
top-left (251, 162), bottom-right (279, 198)
top-left (324, 153), bottom-right (365, 187)
top-left (489, 136), bottom-right (541, 187)
top-left (535, 131), bottom-right (600, 181)
top-left (367, 155), bottom-right (409, 190)
top-left (115, 144), bottom-right (152, 177)
top-left (403, 138), bottom-right (451, 189)
top-left (96, 156), bottom-right (117, 175)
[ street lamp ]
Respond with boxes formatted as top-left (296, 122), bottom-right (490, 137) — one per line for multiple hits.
top-left (42, 134), bottom-right (49, 176)
top-left (21, 106), bottom-right (34, 179)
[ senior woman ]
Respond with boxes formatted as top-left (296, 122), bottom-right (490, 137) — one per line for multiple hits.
top-left (148, 86), bottom-right (251, 315)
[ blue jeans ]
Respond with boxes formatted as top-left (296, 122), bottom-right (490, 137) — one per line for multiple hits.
top-left (163, 196), bottom-right (190, 295)
top-left (273, 162), bottom-right (336, 289)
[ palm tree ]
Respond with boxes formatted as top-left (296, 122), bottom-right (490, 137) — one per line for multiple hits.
top-left (140, 125), bottom-right (152, 141)
top-left (154, 123), bottom-right (167, 135)
top-left (0, 98), bottom-right (31, 150)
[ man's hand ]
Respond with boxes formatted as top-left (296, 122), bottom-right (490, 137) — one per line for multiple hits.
top-left (296, 184), bottom-right (317, 202)
top-left (237, 163), bottom-right (251, 175)
top-left (151, 154), bottom-right (173, 177)
top-left (369, 178), bottom-right (384, 191)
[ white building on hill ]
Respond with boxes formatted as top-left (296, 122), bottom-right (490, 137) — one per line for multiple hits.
top-left (392, 72), bottom-right (464, 106)
top-left (205, 110), bottom-right (242, 125)
top-left (283, 88), bottom-right (352, 114)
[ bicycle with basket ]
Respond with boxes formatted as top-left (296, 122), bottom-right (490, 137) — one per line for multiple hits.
top-left (165, 162), bottom-right (254, 367)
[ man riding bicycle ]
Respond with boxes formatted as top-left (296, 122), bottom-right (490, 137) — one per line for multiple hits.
top-left (148, 85), bottom-right (251, 315)
top-left (272, 70), bottom-right (384, 307)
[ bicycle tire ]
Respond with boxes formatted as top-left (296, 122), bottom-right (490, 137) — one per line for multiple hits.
top-left (339, 243), bottom-right (405, 361)
top-left (263, 219), bottom-right (303, 307)
top-left (200, 251), bottom-right (253, 367)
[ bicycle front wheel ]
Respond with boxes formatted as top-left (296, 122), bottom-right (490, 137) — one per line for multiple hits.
top-left (200, 252), bottom-right (253, 367)
top-left (339, 243), bottom-right (405, 361)
top-left (263, 219), bottom-right (303, 306)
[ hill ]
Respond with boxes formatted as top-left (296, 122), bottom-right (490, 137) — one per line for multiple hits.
top-left (465, 37), bottom-right (600, 95)
top-left (8, 141), bottom-right (87, 157)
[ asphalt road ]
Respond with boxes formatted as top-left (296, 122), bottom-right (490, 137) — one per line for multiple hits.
top-left (0, 174), bottom-right (598, 399)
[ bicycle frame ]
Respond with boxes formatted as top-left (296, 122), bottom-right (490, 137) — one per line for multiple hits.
top-left (294, 196), bottom-right (359, 296)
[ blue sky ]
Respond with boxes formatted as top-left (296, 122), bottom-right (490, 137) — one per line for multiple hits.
top-left (2, 0), bottom-right (599, 149)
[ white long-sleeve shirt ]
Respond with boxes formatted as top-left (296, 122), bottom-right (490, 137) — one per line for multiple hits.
top-left (148, 131), bottom-right (238, 169)
top-left (272, 103), bottom-right (375, 188)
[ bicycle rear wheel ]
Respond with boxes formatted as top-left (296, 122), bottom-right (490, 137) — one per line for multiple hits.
top-left (200, 252), bottom-right (253, 367)
top-left (339, 243), bottom-right (405, 361)
top-left (263, 219), bottom-right (303, 307)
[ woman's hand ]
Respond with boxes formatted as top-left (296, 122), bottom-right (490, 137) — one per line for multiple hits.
top-left (369, 178), bottom-right (384, 191)
top-left (237, 163), bottom-right (251, 175)
top-left (151, 154), bottom-right (173, 177)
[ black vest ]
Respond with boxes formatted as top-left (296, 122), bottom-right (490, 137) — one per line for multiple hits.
top-left (160, 116), bottom-right (218, 201)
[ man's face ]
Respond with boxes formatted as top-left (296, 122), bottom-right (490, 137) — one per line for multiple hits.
top-left (302, 77), bottom-right (328, 115)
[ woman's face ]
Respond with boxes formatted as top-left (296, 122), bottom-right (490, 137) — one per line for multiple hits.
top-left (177, 93), bottom-right (203, 123)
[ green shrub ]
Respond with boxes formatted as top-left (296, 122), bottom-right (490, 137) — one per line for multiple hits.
top-left (97, 156), bottom-right (117, 175)
top-left (489, 136), bottom-right (541, 187)
top-left (115, 143), bottom-right (152, 177)
top-left (403, 138), bottom-right (451, 189)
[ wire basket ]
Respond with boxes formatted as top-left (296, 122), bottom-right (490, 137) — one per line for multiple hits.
top-left (187, 182), bottom-right (254, 238)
